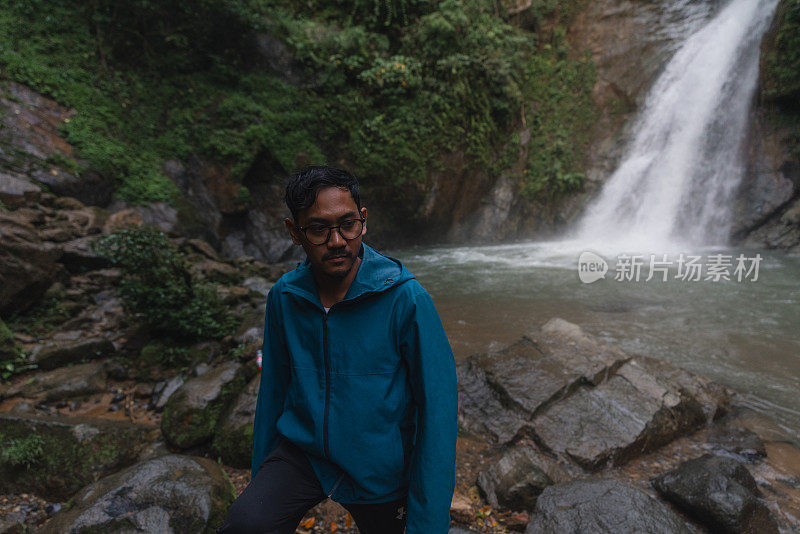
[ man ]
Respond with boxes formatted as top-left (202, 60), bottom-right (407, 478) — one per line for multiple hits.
top-left (217, 165), bottom-right (458, 534)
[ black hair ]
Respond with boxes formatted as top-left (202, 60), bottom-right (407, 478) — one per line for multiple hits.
top-left (285, 165), bottom-right (361, 221)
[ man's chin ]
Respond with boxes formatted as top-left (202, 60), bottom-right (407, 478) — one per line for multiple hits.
top-left (324, 261), bottom-right (354, 280)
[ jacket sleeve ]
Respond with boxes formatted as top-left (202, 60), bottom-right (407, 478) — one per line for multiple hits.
top-left (250, 285), bottom-right (291, 478)
top-left (399, 286), bottom-right (458, 534)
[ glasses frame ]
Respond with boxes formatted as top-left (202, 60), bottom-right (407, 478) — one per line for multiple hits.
top-left (298, 217), bottom-right (366, 246)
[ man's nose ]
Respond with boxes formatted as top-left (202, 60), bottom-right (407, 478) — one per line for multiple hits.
top-left (328, 227), bottom-right (346, 247)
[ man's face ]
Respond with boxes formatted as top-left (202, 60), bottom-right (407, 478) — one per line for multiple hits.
top-left (286, 186), bottom-right (367, 281)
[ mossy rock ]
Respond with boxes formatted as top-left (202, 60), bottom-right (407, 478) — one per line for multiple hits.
top-left (0, 413), bottom-right (157, 501)
top-left (161, 361), bottom-right (248, 450)
top-left (212, 374), bottom-right (260, 468)
top-left (40, 454), bottom-right (236, 534)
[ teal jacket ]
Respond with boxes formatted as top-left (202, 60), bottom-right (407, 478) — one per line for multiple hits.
top-left (251, 243), bottom-right (457, 534)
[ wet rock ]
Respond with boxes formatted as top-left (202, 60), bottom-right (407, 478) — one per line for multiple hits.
top-left (0, 81), bottom-right (113, 206)
top-left (102, 208), bottom-right (144, 233)
top-left (530, 359), bottom-right (709, 470)
top-left (161, 361), bottom-right (248, 449)
top-left (151, 375), bottom-right (185, 411)
top-left (0, 211), bottom-right (63, 314)
top-left (0, 360), bottom-right (107, 402)
top-left (0, 413), bottom-right (154, 500)
top-left (457, 318), bottom-right (630, 444)
top-left (190, 259), bottom-right (241, 284)
top-left (707, 425), bottom-right (767, 462)
top-left (526, 478), bottom-right (691, 534)
top-left (186, 237), bottom-right (219, 260)
top-left (652, 454), bottom-right (779, 534)
top-left (241, 276), bottom-right (273, 296)
top-left (450, 492), bottom-right (474, 524)
top-left (0, 172), bottom-right (41, 208)
top-left (40, 454), bottom-right (235, 534)
top-left (28, 336), bottom-right (115, 370)
top-left (59, 236), bottom-right (112, 272)
top-left (212, 374), bottom-right (260, 468)
top-left (476, 444), bottom-right (567, 511)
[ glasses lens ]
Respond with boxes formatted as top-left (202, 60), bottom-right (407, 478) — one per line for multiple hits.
top-left (339, 219), bottom-right (363, 240)
top-left (305, 225), bottom-right (330, 245)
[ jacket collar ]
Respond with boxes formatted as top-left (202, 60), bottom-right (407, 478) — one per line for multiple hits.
top-left (281, 243), bottom-right (415, 308)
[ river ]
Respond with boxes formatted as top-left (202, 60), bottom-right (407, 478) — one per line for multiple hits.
top-left (391, 241), bottom-right (800, 436)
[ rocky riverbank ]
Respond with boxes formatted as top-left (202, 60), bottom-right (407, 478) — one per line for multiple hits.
top-left (2, 228), bottom-right (799, 534)
top-left (2, 79), bottom-right (799, 531)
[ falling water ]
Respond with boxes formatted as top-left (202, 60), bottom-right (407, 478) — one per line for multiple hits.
top-left (573, 0), bottom-right (779, 251)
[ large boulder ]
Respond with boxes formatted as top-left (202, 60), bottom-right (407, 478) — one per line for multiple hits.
top-left (0, 172), bottom-right (41, 208)
top-left (458, 318), bottom-right (729, 471)
top-left (212, 374), bottom-right (260, 468)
top-left (28, 337), bottom-right (115, 371)
top-left (530, 357), bottom-right (717, 470)
top-left (0, 210), bottom-right (63, 315)
top-left (525, 478), bottom-right (691, 534)
top-left (652, 454), bottom-right (779, 534)
top-left (476, 443), bottom-right (568, 512)
top-left (457, 318), bottom-right (630, 444)
top-left (161, 361), bottom-right (249, 449)
top-left (0, 81), bottom-right (113, 205)
top-left (0, 413), bottom-right (155, 500)
top-left (40, 454), bottom-right (236, 534)
top-left (0, 359), bottom-right (108, 402)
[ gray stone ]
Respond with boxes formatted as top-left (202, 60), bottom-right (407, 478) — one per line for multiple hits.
top-left (151, 375), bottom-right (185, 411)
top-left (530, 358), bottom-right (709, 470)
top-left (59, 236), bottom-right (112, 272)
top-left (0, 172), bottom-right (41, 208)
top-left (241, 276), bottom-right (273, 296)
top-left (0, 360), bottom-right (107, 402)
top-left (39, 454), bottom-right (235, 534)
top-left (161, 361), bottom-right (248, 449)
top-left (212, 374), bottom-right (260, 468)
top-left (457, 318), bottom-right (630, 444)
top-left (476, 444), bottom-right (567, 511)
top-left (28, 336), bottom-right (115, 370)
top-left (0, 211), bottom-right (63, 315)
top-left (0, 413), bottom-right (154, 501)
top-left (526, 478), bottom-right (691, 534)
top-left (652, 454), bottom-right (779, 534)
top-left (707, 425), bottom-right (767, 462)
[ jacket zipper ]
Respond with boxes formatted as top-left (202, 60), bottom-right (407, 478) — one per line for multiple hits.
top-left (322, 312), bottom-right (331, 459)
top-left (327, 472), bottom-right (345, 500)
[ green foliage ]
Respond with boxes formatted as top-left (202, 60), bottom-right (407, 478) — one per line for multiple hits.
top-left (0, 433), bottom-right (44, 469)
top-left (5, 297), bottom-right (72, 338)
top-left (0, 318), bottom-right (36, 381)
top-left (0, 0), bottom-right (595, 206)
top-left (92, 228), bottom-right (235, 340)
top-left (762, 0), bottom-right (800, 102)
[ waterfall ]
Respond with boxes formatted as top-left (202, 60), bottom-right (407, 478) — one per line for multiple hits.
top-left (573, 0), bottom-right (779, 251)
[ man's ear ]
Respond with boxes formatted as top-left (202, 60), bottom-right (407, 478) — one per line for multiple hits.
top-left (360, 207), bottom-right (367, 237)
top-left (285, 217), bottom-right (303, 246)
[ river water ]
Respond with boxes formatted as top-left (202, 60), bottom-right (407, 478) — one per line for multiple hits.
top-left (391, 241), bottom-right (800, 436)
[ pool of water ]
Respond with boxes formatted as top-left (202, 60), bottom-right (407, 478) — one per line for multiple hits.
top-left (389, 239), bottom-right (800, 435)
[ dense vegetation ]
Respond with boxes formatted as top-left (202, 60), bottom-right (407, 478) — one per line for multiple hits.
top-left (761, 0), bottom-right (800, 158)
top-left (93, 228), bottom-right (236, 340)
top-left (0, 0), bottom-right (595, 204)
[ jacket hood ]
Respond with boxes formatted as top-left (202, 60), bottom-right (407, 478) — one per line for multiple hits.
top-left (280, 243), bottom-right (415, 307)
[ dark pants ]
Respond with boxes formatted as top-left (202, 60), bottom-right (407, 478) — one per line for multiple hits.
top-left (216, 438), bottom-right (407, 534)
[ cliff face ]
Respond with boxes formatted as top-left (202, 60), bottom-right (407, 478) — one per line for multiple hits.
top-left (732, 0), bottom-right (800, 252)
top-left (2, 0), bottom-right (794, 260)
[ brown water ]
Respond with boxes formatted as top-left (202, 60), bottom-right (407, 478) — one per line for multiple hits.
top-left (391, 240), bottom-right (800, 436)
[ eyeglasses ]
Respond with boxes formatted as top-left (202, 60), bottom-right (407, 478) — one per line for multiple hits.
top-left (298, 218), bottom-right (365, 245)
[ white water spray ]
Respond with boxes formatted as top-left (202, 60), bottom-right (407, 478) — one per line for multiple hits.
top-left (573, 0), bottom-right (779, 252)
